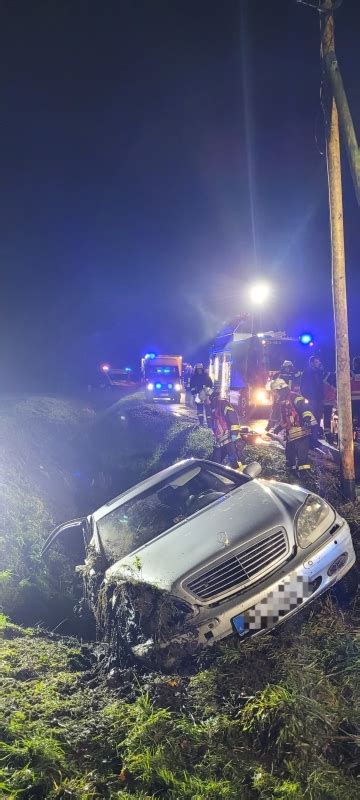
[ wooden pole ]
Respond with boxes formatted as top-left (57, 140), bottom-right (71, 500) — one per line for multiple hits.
top-left (321, 1), bottom-right (355, 500)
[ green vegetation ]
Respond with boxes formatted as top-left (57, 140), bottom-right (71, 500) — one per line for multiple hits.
top-left (0, 395), bottom-right (212, 629)
top-left (2, 600), bottom-right (360, 798)
top-left (1, 393), bottom-right (360, 797)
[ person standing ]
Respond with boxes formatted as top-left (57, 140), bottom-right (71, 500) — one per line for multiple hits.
top-left (277, 360), bottom-right (301, 390)
top-left (265, 378), bottom-right (283, 433)
top-left (209, 383), bottom-right (245, 470)
top-left (190, 363), bottom-right (213, 425)
top-left (183, 363), bottom-right (193, 406)
top-left (300, 356), bottom-right (325, 429)
top-left (265, 361), bottom-right (301, 432)
top-left (271, 379), bottom-right (313, 475)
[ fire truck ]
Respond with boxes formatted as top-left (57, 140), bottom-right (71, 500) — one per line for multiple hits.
top-left (208, 318), bottom-right (314, 417)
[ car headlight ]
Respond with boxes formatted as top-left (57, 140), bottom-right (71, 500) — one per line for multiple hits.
top-left (175, 383), bottom-right (181, 391)
top-left (295, 494), bottom-right (335, 549)
top-left (147, 382), bottom-right (154, 391)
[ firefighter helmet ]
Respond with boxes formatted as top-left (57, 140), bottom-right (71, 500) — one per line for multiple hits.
top-left (282, 360), bottom-right (294, 368)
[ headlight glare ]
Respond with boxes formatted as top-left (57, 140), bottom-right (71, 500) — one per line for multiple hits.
top-left (255, 389), bottom-right (269, 404)
top-left (296, 494), bottom-right (335, 549)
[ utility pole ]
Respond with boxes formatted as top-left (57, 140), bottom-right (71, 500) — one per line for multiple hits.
top-left (321, 0), bottom-right (355, 500)
top-left (321, 2), bottom-right (360, 206)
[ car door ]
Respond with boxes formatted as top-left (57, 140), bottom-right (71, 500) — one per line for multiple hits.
top-left (41, 518), bottom-right (90, 563)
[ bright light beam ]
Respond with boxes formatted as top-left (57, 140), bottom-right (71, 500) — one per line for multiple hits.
top-left (249, 282), bottom-right (271, 305)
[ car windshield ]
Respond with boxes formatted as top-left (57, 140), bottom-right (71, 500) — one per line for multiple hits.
top-left (96, 464), bottom-right (244, 560)
top-left (146, 366), bottom-right (180, 376)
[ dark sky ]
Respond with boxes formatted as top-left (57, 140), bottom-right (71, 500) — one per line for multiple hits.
top-left (1, 0), bottom-right (360, 389)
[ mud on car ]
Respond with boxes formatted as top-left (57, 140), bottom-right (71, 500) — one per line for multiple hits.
top-left (43, 459), bottom-right (356, 666)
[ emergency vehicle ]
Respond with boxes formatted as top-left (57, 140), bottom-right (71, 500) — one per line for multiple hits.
top-left (142, 354), bottom-right (183, 403)
top-left (100, 364), bottom-right (139, 388)
top-left (209, 318), bottom-right (313, 417)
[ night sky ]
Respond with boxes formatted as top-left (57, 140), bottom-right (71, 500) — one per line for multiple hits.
top-left (1, 0), bottom-right (360, 390)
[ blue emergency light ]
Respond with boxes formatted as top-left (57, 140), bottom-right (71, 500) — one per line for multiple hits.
top-left (299, 333), bottom-right (314, 346)
top-left (145, 352), bottom-right (157, 360)
top-left (155, 382), bottom-right (162, 389)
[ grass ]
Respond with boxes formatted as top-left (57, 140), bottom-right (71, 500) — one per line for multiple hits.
top-left (2, 601), bottom-right (360, 798)
top-left (0, 394), bottom-right (212, 627)
top-left (2, 393), bottom-right (360, 797)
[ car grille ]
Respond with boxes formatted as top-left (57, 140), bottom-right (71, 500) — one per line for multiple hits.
top-left (185, 529), bottom-right (288, 602)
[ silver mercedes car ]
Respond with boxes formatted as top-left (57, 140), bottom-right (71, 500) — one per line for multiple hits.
top-left (44, 458), bottom-right (356, 647)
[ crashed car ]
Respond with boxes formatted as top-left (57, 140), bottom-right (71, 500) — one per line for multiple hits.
top-left (43, 459), bottom-right (356, 651)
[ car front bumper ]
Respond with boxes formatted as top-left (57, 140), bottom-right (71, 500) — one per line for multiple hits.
top-left (192, 520), bottom-right (355, 645)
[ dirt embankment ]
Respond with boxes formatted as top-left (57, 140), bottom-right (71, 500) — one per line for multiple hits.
top-left (0, 395), bottom-right (213, 631)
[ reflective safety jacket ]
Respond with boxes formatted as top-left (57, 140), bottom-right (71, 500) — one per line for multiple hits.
top-left (280, 392), bottom-right (314, 441)
top-left (210, 398), bottom-right (242, 445)
top-left (269, 368), bottom-right (301, 392)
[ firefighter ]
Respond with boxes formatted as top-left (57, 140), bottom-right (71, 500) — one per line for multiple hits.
top-left (271, 378), bottom-right (313, 474)
top-left (209, 383), bottom-right (245, 470)
top-left (353, 356), bottom-right (360, 376)
top-left (278, 360), bottom-right (301, 390)
top-left (265, 361), bottom-right (301, 432)
top-left (183, 363), bottom-right (193, 406)
top-left (265, 378), bottom-right (282, 433)
top-left (300, 356), bottom-right (325, 429)
top-left (190, 363), bottom-right (213, 425)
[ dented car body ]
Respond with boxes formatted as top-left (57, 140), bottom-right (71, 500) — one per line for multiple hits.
top-left (44, 459), bottom-right (356, 647)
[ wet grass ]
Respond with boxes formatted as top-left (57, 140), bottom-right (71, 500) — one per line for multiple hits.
top-left (2, 598), bottom-right (360, 798)
top-left (2, 394), bottom-right (360, 797)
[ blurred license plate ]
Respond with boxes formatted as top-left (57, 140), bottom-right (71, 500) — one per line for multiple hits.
top-left (232, 574), bottom-right (312, 637)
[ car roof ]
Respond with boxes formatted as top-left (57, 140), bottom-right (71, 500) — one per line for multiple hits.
top-left (92, 458), bottom-right (201, 522)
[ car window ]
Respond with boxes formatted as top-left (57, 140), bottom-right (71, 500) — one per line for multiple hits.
top-left (96, 464), bottom-right (242, 560)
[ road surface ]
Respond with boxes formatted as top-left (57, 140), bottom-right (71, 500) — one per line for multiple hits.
top-left (84, 388), bottom-right (348, 469)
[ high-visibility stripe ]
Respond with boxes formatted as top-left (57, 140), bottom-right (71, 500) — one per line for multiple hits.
top-left (288, 428), bottom-right (310, 440)
top-left (298, 464), bottom-right (311, 471)
top-left (230, 424), bottom-right (241, 431)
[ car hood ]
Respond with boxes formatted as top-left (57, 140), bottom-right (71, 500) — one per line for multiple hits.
top-left (105, 479), bottom-right (308, 594)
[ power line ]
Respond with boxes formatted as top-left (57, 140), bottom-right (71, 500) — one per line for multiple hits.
top-left (295, 0), bottom-right (343, 12)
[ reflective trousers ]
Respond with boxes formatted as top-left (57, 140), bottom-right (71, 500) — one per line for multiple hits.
top-left (195, 401), bottom-right (207, 426)
top-left (213, 439), bottom-right (245, 470)
top-left (285, 436), bottom-right (310, 471)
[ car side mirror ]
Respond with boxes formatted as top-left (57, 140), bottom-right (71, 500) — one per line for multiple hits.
top-left (243, 461), bottom-right (262, 479)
